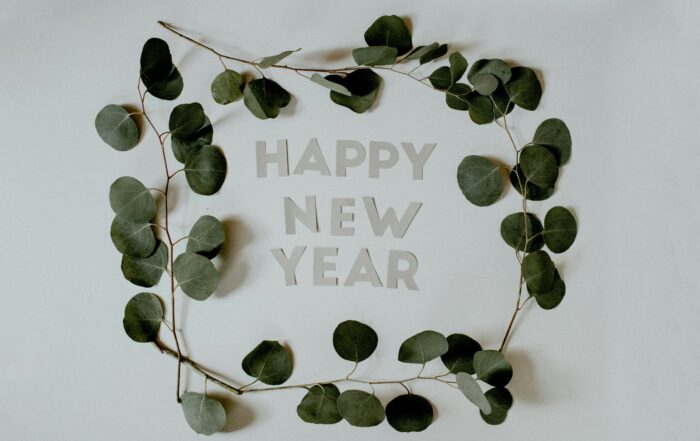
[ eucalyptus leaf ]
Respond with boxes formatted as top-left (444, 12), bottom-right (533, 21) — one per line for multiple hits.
top-left (468, 59), bottom-right (512, 85)
top-left (533, 118), bottom-right (572, 165)
top-left (169, 103), bottom-right (205, 138)
top-left (544, 206), bottom-right (577, 253)
top-left (333, 320), bottom-right (378, 363)
top-left (456, 372), bottom-right (491, 414)
top-left (398, 330), bottom-right (448, 364)
top-left (505, 66), bottom-right (542, 110)
top-left (211, 69), bottom-right (245, 104)
top-left (326, 69), bottom-right (381, 114)
top-left (509, 165), bottom-right (554, 201)
top-left (296, 384), bottom-right (342, 424)
top-left (419, 43), bottom-right (448, 64)
top-left (336, 390), bottom-right (385, 427)
top-left (186, 215), bottom-right (225, 258)
top-left (428, 66), bottom-right (451, 90)
top-left (500, 212), bottom-right (544, 252)
top-left (457, 155), bottom-right (504, 207)
top-left (385, 394), bottom-right (433, 432)
top-left (109, 176), bottom-right (156, 223)
top-left (441, 333), bottom-right (482, 375)
top-left (530, 269), bottom-right (566, 309)
top-left (521, 250), bottom-right (556, 294)
top-left (466, 93), bottom-right (495, 125)
top-left (491, 86), bottom-right (514, 118)
top-left (122, 292), bottom-right (163, 343)
top-left (95, 105), bottom-right (140, 151)
top-left (257, 48), bottom-right (301, 69)
top-left (445, 83), bottom-right (471, 111)
top-left (180, 392), bottom-right (226, 435)
top-left (171, 116), bottom-right (213, 163)
top-left (173, 252), bottom-right (219, 300)
top-left (310, 73), bottom-right (351, 96)
top-left (144, 66), bottom-right (183, 101)
top-left (242, 340), bottom-right (292, 385)
top-left (405, 43), bottom-right (438, 60)
top-left (473, 350), bottom-right (513, 387)
top-left (244, 78), bottom-right (291, 119)
top-left (184, 145), bottom-right (227, 195)
top-left (352, 46), bottom-right (397, 66)
top-left (480, 387), bottom-right (513, 425)
top-left (110, 216), bottom-right (156, 258)
top-left (364, 15), bottom-right (412, 56)
top-left (140, 38), bottom-right (172, 83)
top-left (449, 52), bottom-right (468, 84)
top-left (519, 144), bottom-right (559, 188)
top-left (121, 241), bottom-right (167, 287)
top-left (472, 73), bottom-right (499, 95)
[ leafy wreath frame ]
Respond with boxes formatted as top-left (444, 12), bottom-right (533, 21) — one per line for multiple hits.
top-left (96, 15), bottom-right (577, 436)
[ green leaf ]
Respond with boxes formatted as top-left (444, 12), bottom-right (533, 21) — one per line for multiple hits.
top-left (332, 320), bottom-right (378, 363)
top-left (243, 78), bottom-right (291, 119)
top-left (544, 206), bottom-right (577, 253)
top-left (505, 66), bottom-right (542, 110)
top-left (449, 52), bottom-right (468, 84)
top-left (110, 216), bottom-right (156, 258)
top-left (310, 73), bottom-right (351, 96)
top-left (211, 69), bottom-right (245, 104)
top-left (441, 333), bottom-right (482, 375)
top-left (121, 240), bottom-right (167, 287)
top-left (491, 86), bottom-right (515, 118)
top-left (456, 372), bottom-right (491, 414)
top-left (457, 155), bottom-right (504, 207)
top-left (398, 330), bottom-right (448, 364)
top-left (186, 215), bottom-right (225, 258)
top-left (466, 93), bottom-right (495, 124)
top-left (352, 46), bottom-right (397, 66)
top-left (242, 340), bottom-right (292, 385)
top-left (530, 269), bottom-right (566, 309)
top-left (180, 392), bottom-right (226, 435)
top-left (364, 15), bottom-right (412, 56)
top-left (472, 73), bottom-right (499, 95)
top-left (405, 43), bottom-right (438, 60)
top-left (326, 69), bottom-right (381, 114)
top-left (336, 390), bottom-right (385, 427)
top-left (296, 384), bottom-right (342, 424)
top-left (467, 59), bottom-right (512, 85)
top-left (140, 38), bottom-right (172, 83)
top-left (522, 250), bottom-right (556, 294)
top-left (169, 103), bottom-right (205, 138)
top-left (419, 43), bottom-right (448, 64)
top-left (184, 145), bottom-right (227, 195)
top-left (386, 394), bottom-right (433, 432)
top-left (95, 105), bottom-right (140, 151)
top-left (109, 176), bottom-right (156, 223)
top-left (257, 48), bottom-right (301, 69)
top-left (171, 116), bottom-right (213, 164)
top-left (509, 165), bottom-right (554, 201)
top-left (533, 118), bottom-right (572, 165)
top-left (143, 66), bottom-right (183, 101)
top-left (480, 387), bottom-right (513, 425)
top-left (428, 66), bottom-right (451, 90)
top-left (122, 292), bottom-right (163, 343)
top-left (473, 350), bottom-right (513, 387)
top-left (173, 252), bottom-right (219, 300)
top-left (445, 83), bottom-right (471, 111)
top-left (519, 144), bottom-right (559, 188)
top-left (500, 212), bottom-right (544, 252)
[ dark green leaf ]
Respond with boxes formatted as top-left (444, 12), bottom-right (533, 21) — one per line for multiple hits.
top-left (509, 165), bottom-right (554, 201)
top-left (468, 59), bottom-right (512, 85)
top-left (110, 216), bottom-right (156, 258)
top-left (544, 206), bottom-right (577, 253)
top-left (386, 394), bottom-right (433, 432)
top-left (405, 43), bottom-right (438, 60)
top-left (472, 73), bottom-right (499, 95)
top-left (257, 48), bottom-right (301, 69)
top-left (211, 69), bottom-right (245, 104)
top-left (364, 15), bottom-right (412, 56)
top-left (456, 372), bottom-right (491, 414)
top-left (457, 155), bottom-right (504, 207)
top-left (491, 86), bottom-right (515, 118)
top-left (419, 43), bottom-right (448, 64)
top-left (186, 215), bottom-right (225, 258)
top-left (121, 240), bottom-right (167, 287)
top-left (500, 212), bottom-right (544, 252)
top-left (480, 387), bottom-right (513, 425)
top-left (244, 78), bottom-right (291, 119)
top-left (171, 116), bottom-right (213, 164)
top-left (109, 176), bottom-right (156, 223)
top-left (520, 144), bottom-right (559, 188)
top-left (180, 392), bottom-right (226, 435)
top-left (336, 390), bottom-right (385, 427)
top-left (473, 350), bottom-right (513, 387)
top-left (441, 333), bottom-right (482, 374)
top-left (310, 73), bottom-right (351, 96)
top-left (173, 252), bottom-right (219, 300)
top-left (169, 103), bottom-right (205, 138)
top-left (143, 66), bottom-right (183, 101)
top-left (352, 46), bottom-right (397, 66)
top-left (332, 320), bottom-right (378, 363)
top-left (522, 250), bottom-right (555, 294)
top-left (505, 66), bottom-right (542, 110)
top-left (428, 66), bottom-right (451, 90)
top-left (95, 105), bottom-right (140, 151)
top-left (445, 83), bottom-right (471, 111)
top-left (449, 52), bottom-right (467, 84)
top-left (242, 340), bottom-right (292, 385)
top-left (398, 330), bottom-right (448, 364)
top-left (296, 384), bottom-right (342, 424)
top-left (326, 69), bottom-right (381, 114)
top-left (466, 93), bottom-right (495, 124)
top-left (140, 38), bottom-right (172, 83)
top-left (530, 269), bottom-right (566, 309)
top-left (184, 145), bottom-right (227, 195)
top-left (533, 118), bottom-right (572, 165)
top-left (122, 292), bottom-right (163, 343)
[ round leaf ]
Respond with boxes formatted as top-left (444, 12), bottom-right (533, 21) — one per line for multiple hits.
top-left (143, 66), bottom-right (183, 101)
top-left (491, 86), bottom-right (515, 118)
top-left (95, 105), bottom-right (140, 151)
top-left (171, 116), bottom-right (213, 164)
top-left (169, 103), bottom-right (205, 138)
top-left (472, 73), bottom-right (499, 95)
top-left (500, 212), bottom-right (544, 252)
top-left (241, 340), bottom-right (292, 385)
top-left (364, 15), bottom-right (412, 56)
top-left (449, 52), bottom-right (468, 84)
top-left (466, 93), bottom-right (495, 125)
top-left (110, 216), bottom-right (156, 258)
top-left (509, 165), bottom-right (554, 201)
top-left (533, 118), bottom-right (572, 165)
top-left (480, 387), bottom-right (513, 425)
top-left (530, 269), bottom-right (566, 309)
top-left (352, 46), bottom-right (397, 66)
top-left (456, 372), bottom-right (491, 414)
top-left (173, 252), bottom-right (219, 300)
top-left (326, 69), bottom-right (381, 114)
top-left (428, 66), bottom-right (451, 90)
top-left (457, 155), bottom-right (504, 207)
top-left (296, 384), bottom-right (342, 424)
top-left (122, 292), bottom-right (163, 343)
top-left (441, 333), bottom-right (482, 375)
top-left (109, 176), bottom-right (156, 223)
top-left (468, 59), bottom-right (512, 85)
top-left (184, 145), bottom-right (227, 195)
top-left (398, 330), bottom-right (448, 364)
top-left (211, 69), bottom-right (245, 104)
top-left (121, 240), bottom-right (167, 287)
top-left (386, 394), bottom-right (433, 432)
top-left (243, 78), bottom-right (291, 119)
top-left (473, 350), bottom-right (513, 387)
top-left (445, 83), bottom-right (471, 111)
top-left (522, 250), bottom-right (556, 294)
top-left (186, 215), bottom-right (225, 258)
top-left (180, 392), bottom-right (226, 435)
top-left (505, 66), bottom-right (542, 110)
top-left (332, 320), bottom-right (378, 363)
top-left (140, 38), bottom-right (172, 83)
top-left (544, 206), bottom-right (577, 253)
top-left (336, 390), bottom-right (385, 427)
top-left (520, 144), bottom-right (559, 188)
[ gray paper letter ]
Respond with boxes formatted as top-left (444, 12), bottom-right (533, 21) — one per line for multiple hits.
top-left (401, 142), bottom-right (436, 180)
top-left (293, 138), bottom-right (331, 176)
top-left (284, 196), bottom-right (318, 234)
top-left (336, 140), bottom-right (366, 177)
top-left (314, 247), bottom-right (338, 286)
top-left (330, 198), bottom-right (355, 236)
top-left (256, 139), bottom-right (289, 177)
top-left (271, 246), bottom-right (306, 285)
top-left (363, 197), bottom-right (422, 239)
top-left (344, 248), bottom-right (382, 287)
top-left (387, 250), bottom-right (418, 290)
top-left (369, 141), bottom-right (399, 178)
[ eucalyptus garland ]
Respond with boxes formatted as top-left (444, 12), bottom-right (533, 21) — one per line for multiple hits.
top-left (96, 15), bottom-right (577, 435)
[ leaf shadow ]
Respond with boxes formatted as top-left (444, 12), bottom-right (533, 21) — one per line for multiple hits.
top-left (207, 391), bottom-right (257, 433)
top-left (215, 217), bottom-right (254, 297)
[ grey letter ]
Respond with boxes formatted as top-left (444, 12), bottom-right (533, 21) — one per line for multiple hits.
top-left (330, 197), bottom-right (355, 236)
top-left (293, 138), bottom-right (331, 176)
top-left (344, 248), bottom-right (382, 287)
top-left (401, 142), bottom-right (436, 180)
top-left (362, 197), bottom-right (422, 238)
top-left (284, 196), bottom-right (318, 234)
top-left (387, 250), bottom-right (418, 290)
top-left (369, 141), bottom-right (399, 178)
top-left (271, 247), bottom-right (306, 285)
top-left (256, 139), bottom-right (289, 177)
top-left (314, 247), bottom-right (338, 286)
top-left (336, 140), bottom-right (366, 176)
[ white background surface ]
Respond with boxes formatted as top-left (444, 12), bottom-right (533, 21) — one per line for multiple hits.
top-left (1, 0), bottom-right (699, 439)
